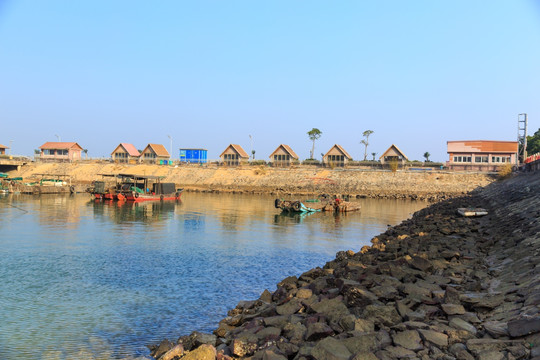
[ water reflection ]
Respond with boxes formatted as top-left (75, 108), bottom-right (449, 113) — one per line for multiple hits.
top-left (0, 193), bottom-right (427, 360)
top-left (90, 200), bottom-right (180, 224)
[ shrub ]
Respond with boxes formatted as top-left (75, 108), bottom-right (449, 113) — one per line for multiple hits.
top-left (302, 159), bottom-right (321, 165)
top-left (389, 159), bottom-right (399, 173)
top-left (498, 163), bottom-right (513, 180)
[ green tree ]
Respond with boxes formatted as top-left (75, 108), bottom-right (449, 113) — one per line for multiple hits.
top-left (307, 128), bottom-right (322, 159)
top-left (360, 130), bottom-right (374, 161)
top-left (526, 128), bottom-right (540, 155)
top-left (423, 151), bottom-right (430, 162)
top-left (371, 152), bottom-right (377, 161)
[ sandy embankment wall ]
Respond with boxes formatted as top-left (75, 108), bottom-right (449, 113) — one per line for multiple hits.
top-left (12, 162), bottom-right (495, 200)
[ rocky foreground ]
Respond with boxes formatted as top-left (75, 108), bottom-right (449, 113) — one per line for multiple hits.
top-left (150, 172), bottom-right (540, 360)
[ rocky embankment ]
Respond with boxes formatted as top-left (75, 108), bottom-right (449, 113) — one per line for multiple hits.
top-left (149, 171), bottom-right (540, 360)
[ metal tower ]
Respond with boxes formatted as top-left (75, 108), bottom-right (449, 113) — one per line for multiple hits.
top-left (518, 113), bottom-right (528, 163)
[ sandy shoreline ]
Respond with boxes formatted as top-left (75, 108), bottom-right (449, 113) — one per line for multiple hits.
top-left (9, 162), bottom-right (495, 201)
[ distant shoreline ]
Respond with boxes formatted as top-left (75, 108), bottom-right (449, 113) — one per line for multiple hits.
top-left (9, 162), bottom-right (496, 201)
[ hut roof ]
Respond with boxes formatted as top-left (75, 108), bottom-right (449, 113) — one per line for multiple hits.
top-left (39, 142), bottom-right (84, 150)
top-left (143, 144), bottom-right (170, 157)
top-left (220, 144), bottom-right (250, 158)
top-left (269, 144), bottom-right (299, 159)
top-left (379, 144), bottom-right (409, 161)
top-left (111, 143), bottom-right (140, 157)
top-left (324, 144), bottom-right (353, 160)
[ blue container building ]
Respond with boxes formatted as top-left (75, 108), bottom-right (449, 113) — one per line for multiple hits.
top-left (179, 148), bottom-right (208, 164)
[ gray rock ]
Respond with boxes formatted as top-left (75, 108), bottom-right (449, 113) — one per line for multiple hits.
top-left (296, 288), bottom-right (313, 299)
top-left (305, 322), bottom-right (334, 341)
top-left (276, 298), bottom-right (303, 315)
top-left (477, 350), bottom-right (505, 360)
top-left (384, 345), bottom-right (417, 358)
top-left (449, 317), bottom-right (477, 335)
top-left (418, 329), bottom-right (448, 348)
top-left (152, 339), bottom-right (174, 359)
top-left (408, 255), bottom-right (433, 272)
top-left (354, 318), bottom-right (375, 332)
top-left (350, 353), bottom-right (378, 360)
top-left (441, 303), bottom-right (466, 315)
top-left (160, 344), bottom-right (184, 360)
top-left (340, 332), bottom-right (379, 353)
top-left (311, 337), bottom-right (352, 360)
top-left (508, 317), bottom-right (540, 337)
top-left (261, 349), bottom-right (288, 360)
top-left (230, 337), bottom-right (258, 357)
top-left (362, 305), bottom-right (401, 327)
top-left (483, 321), bottom-right (508, 338)
top-left (257, 326), bottom-right (281, 341)
top-left (392, 330), bottom-right (423, 351)
top-left (310, 297), bottom-right (351, 323)
top-left (342, 286), bottom-right (379, 308)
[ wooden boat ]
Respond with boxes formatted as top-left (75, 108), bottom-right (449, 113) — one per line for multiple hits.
top-left (116, 174), bottom-right (183, 202)
top-left (22, 174), bottom-right (75, 194)
top-left (275, 197), bottom-right (360, 213)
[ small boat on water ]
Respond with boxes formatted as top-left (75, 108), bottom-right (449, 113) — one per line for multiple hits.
top-left (275, 197), bottom-right (361, 213)
top-left (89, 173), bottom-right (183, 202)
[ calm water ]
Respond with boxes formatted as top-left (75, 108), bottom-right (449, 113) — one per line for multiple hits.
top-left (0, 193), bottom-right (427, 359)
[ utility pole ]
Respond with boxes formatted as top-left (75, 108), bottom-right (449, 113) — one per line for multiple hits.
top-left (518, 113), bottom-right (528, 164)
top-left (55, 134), bottom-right (61, 142)
top-left (168, 135), bottom-right (173, 159)
top-left (249, 135), bottom-right (253, 160)
top-left (9, 140), bottom-right (13, 155)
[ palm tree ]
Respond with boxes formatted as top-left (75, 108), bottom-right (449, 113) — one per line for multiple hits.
top-left (361, 130), bottom-right (374, 161)
top-left (307, 128), bottom-right (322, 159)
top-left (371, 152), bottom-right (377, 161)
top-left (423, 152), bottom-right (431, 162)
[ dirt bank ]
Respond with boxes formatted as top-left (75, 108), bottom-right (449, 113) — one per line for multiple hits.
top-left (149, 172), bottom-right (540, 360)
top-left (10, 162), bottom-right (495, 200)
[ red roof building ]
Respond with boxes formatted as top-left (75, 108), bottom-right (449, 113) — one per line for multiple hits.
top-left (111, 143), bottom-right (140, 163)
top-left (447, 140), bottom-right (518, 171)
top-left (38, 142), bottom-right (84, 162)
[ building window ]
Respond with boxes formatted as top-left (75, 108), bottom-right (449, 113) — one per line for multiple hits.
top-left (144, 152), bottom-right (156, 159)
top-left (492, 156), bottom-right (509, 163)
top-left (453, 156), bottom-right (471, 163)
top-left (475, 156), bottom-right (488, 163)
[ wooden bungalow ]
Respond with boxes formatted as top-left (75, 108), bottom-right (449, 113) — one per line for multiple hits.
top-left (380, 144), bottom-right (409, 165)
top-left (0, 144), bottom-right (8, 155)
top-left (220, 144), bottom-right (249, 166)
top-left (38, 142), bottom-right (83, 162)
top-left (323, 144), bottom-right (353, 167)
top-left (269, 144), bottom-right (299, 167)
top-left (140, 144), bottom-right (170, 164)
top-left (111, 143), bottom-right (140, 163)
top-left (447, 140), bottom-right (518, 171)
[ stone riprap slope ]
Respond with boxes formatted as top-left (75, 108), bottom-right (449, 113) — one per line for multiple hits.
top-left (149, 172), bottom-right (540, 360)
top-left (12, 162), bottom-right (494, 200)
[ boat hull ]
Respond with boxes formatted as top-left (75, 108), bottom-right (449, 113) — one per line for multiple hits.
top-left (125, 192), bottom-right (182, 202)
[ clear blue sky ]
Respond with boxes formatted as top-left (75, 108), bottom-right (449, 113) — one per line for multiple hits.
top-left (1, 1), bottom-right (539, 161)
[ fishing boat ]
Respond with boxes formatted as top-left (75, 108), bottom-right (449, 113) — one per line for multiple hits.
top-left (275, 197), bottom-right (360, 213)
top-left (116, 174), bottom-right (183, 202)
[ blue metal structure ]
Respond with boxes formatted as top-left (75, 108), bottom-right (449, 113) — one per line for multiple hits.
top-left (179, 148), bottom-right (208, 164)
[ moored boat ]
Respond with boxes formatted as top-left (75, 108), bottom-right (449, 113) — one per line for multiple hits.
top-left (117, 174), bottom-right (183, 202)
top-left (275, 197), bottom-right (360, 213)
